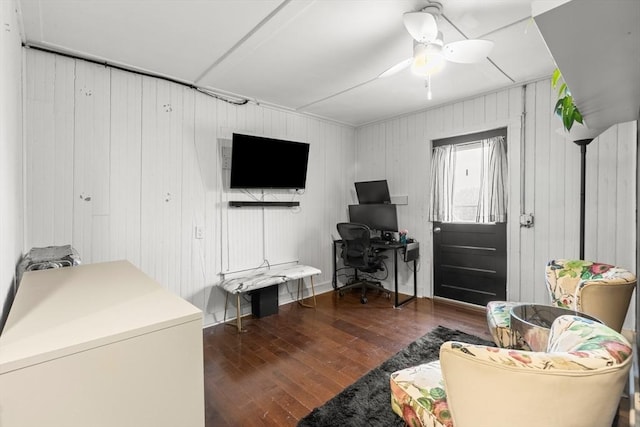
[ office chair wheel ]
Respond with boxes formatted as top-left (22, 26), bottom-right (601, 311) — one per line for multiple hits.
top-left (361, 297), bottom-right (368, 304)
top-left (339, 290), bottom-right (345, 297)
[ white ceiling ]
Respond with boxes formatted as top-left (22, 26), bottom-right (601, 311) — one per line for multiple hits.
top-left (17, 0), bottom-right (557, 126)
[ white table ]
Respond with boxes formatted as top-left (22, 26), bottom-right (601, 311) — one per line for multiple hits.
top-left (218, 264), bottom-right (321, 332)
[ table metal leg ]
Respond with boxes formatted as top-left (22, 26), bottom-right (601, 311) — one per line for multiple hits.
top-left (236, 294), bottom-right (242, 332)
top-left (223, 292), bottom-right (247, 333)
top-left (297, 277), bottom-right (317, 308)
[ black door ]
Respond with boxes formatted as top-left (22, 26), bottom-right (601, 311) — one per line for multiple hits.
top-left (433, 221), bottom-right (506, 306)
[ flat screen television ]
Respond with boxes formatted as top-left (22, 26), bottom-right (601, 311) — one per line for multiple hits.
top-left (230, 133), bottom-right (310, 189)
top-left (354, 180), bottom-right (391, 204)
top-left (348, 204), bottom-right (398, 232)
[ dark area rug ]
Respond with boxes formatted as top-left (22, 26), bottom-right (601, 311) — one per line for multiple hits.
top-left (297, 326), bottom-right (494, 427)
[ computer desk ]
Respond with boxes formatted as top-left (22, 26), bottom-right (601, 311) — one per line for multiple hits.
top-left (332, 239), bottom-right (418, 308)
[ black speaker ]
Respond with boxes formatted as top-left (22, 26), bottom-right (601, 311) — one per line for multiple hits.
top-left (250, 285), bottom-right (279, 318)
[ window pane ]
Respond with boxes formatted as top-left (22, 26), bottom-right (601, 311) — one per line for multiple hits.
top-left (452, 144), bottom-right (482, 222)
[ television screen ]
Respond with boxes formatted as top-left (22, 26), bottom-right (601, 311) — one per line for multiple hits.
top-left (355, 180), bottom-right (391, 204)
top-left (348, 204), bottom-right (398, 232)
top-left (230, 133), bottom-right (310, 189)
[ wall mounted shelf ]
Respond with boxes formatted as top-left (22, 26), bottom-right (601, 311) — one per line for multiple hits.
top-left (229, 201), bottom-right (300, 208)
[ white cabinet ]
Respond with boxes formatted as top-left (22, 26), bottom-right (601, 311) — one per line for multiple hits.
top-left (0, 260), bottom-right (204, 427)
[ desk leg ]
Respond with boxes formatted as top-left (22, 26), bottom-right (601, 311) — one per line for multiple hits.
top-left (394, 248), bottom-right (418, 308)
top-left (413, 258), bottom-right (417, 299)
top-left (332, 241), bottom-right (337, 289)
top-left (297, 277), bottom-right (317, 308)
top-left (394, 249), bottom-right (399, 307)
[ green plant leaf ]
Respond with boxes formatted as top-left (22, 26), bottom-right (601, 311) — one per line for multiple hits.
top-left (563, 96), bottom-right (575, 130)
top-left (574, 109), bottom-right (584, 124)
top-left (558, 82), bottom-right (567, 97)
top-left (552, 68), bottom-right (584, 132)
top-left (551, 68), bottom-right (562, 88)
top-left (564, 113), bottom-right (574, 131)
top-left (554, 98), bottom-right (564, 117)
top-left (563, 94), bottom-right (574, 110)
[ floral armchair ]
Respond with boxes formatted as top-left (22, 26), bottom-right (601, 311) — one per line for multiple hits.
top-left (486, 259), bottom-right (636, 349)
top-left (390, 315), bottom-right (632, 427)
top-left (546, 259), bottom-right (636, 332)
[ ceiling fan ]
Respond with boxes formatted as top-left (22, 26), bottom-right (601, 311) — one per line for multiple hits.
top-left (380, 1), bottom-right (494, 99)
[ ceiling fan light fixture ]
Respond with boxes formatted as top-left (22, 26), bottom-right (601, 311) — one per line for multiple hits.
top-left (411, 42), bottom-right (445, 77)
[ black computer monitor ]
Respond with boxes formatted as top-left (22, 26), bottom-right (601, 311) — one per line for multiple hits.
top-left (354, 180), bottom-right (391, 204)
top-left (348, 204), bottom-right (398, 233)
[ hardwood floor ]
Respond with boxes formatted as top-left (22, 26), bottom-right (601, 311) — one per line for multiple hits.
top-left (202, 289), bottom-right (630, 427)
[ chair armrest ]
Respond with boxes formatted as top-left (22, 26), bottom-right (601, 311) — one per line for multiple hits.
top-left (547, 315), bottom-right (632, 363)
top-left (440, 341), bottom-right (618, 371)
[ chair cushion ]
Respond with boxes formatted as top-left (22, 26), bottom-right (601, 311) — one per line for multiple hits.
top-left (390, 360), bottom-right (452, 427)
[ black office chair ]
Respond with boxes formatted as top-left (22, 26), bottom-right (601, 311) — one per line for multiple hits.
top-left (336, 222), bottom-right (389, 304)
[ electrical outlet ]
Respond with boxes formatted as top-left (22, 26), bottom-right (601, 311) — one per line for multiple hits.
top-left (222, 146), bottom-right (232, 170)
top-left (194, 226), bottom-right (204, 239)
top-left (519, 214), bottom-right (534, 228)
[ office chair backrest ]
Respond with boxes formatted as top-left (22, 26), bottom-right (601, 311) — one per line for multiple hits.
top-left (337, 222), bottom-right (376, 269)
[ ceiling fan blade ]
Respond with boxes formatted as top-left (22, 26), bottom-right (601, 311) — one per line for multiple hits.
top-left (443, 39), bottom-right (494, 64)
top-left (378, 58), bottom-right (412, 78)
top-left (403, 11), bottom-right (438, 43)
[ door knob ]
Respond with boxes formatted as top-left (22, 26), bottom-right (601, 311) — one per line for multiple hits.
top-left (433, 227), bottom-right (441, 233)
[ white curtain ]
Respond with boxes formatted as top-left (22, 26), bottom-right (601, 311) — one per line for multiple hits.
top-left (476, 136), bottom-right (508, 223)
top-left (428, 145), bottom-right (457, 222)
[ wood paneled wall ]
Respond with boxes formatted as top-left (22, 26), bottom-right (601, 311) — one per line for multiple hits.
top-left (356, 82), bottom-right (637, 329)
top-left (0, 0), bottom-right (24, 331)
top-left (24, 49), bottom-right (355, 327)
top-left (20, 48), bottom-right (638, 330)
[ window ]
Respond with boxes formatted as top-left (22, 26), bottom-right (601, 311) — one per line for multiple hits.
top-left (452, 143), bottom-right (482, 222)
top-left (429, 128), bottom-right (507, 223)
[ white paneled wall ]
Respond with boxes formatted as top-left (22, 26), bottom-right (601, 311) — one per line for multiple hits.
top-left (0, 0), bottom-right (24, 330)
top-left (109, 69), bottom-right (142, 266)
top-left (24, 49), bottom-right (354, 327)
top-left (25, 53), bottom-right (75, 249)
top-left (356, 81), bottom-right (637, 329)
top-left (20, 48), bottom-right (638, 330)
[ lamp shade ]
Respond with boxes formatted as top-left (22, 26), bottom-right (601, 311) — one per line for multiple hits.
top-left (555, 121), bottom-right (605, 142)
top-left (411, 42), bottom-right (445, 76)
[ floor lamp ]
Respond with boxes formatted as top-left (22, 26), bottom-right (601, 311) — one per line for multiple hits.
top-left (574, 138), bottom-right (593, 260)
top-left (560, 121), bottom-right (603, 260)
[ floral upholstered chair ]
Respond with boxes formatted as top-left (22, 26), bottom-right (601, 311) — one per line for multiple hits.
top-left (546, 259), bottom-right (636, 332)
top-left (486, 259), bottom-right (636, 348)
top-left (390, 315), bottom-right (632, 427)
